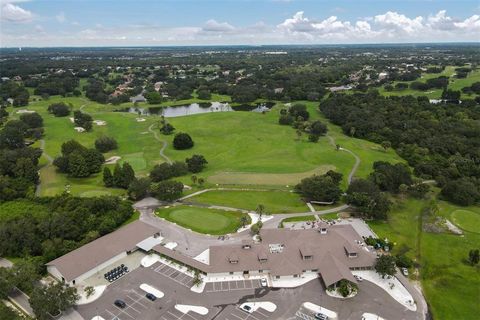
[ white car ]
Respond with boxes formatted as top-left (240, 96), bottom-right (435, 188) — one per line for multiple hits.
top-left (401, 268), bottom-right (409, 276)
top-left (260, 278), bottom-right (268, 287)
top-left (354, 275), bottom-right (363, 282)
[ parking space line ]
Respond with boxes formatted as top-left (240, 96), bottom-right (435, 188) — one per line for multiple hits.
top-left (229, 312), bottom-right (245, 320)
top-left (105, 309), bottom-right (120, 320)
top-left (255, 309), bottom-right (268, 317)
top-left (112, 306), bottom-right (135, 319)
top-left (126, 294), bottom-right (148, 309)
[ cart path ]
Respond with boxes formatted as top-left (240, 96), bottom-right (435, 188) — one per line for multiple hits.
top-left (327, 134), bottom-right (360, 185)
top-left (148, 123), bottom-right (172, 164)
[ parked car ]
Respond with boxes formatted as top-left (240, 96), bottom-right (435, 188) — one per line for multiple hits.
top-left (260, 278), bottom-right (268, 287)
top-left (114, 300), bottom-right (126, 308)
top-left (314, 313), bottom-right (328, 320)
top-left (401, 268), bottom-right (409, 276)
top-left (354, 275), bottom-right (363, 282)
top-left (240, 305), bottom-right (252, 313)
top-left (146, 293), bottom-right (157, 301)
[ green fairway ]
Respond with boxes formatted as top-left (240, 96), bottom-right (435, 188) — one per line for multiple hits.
top-left (155, 205), bottom-right (251, 235)
top-left (451, 209), bottom-right (480, 233)
top-left (376, 65), bottom-right (480, 100)
top-left (369, 197), bottom-right (480, 320)
top-left (10, 94), bottom-right (406, 196)
top-left (189, 190), bottom-right (309, 213)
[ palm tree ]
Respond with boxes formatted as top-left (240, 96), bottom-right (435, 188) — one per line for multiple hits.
top-left (198, 177), bottom-right (205, 186)
top-left (256, 204), bottom-right (265, 220)
top-left (191, 175), bottom-right (198, 185)
top-left (240, 216), bottom-right (248, 228)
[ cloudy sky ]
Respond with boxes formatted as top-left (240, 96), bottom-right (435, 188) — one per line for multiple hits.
top-left (0, 0), bottom-right (479, 47)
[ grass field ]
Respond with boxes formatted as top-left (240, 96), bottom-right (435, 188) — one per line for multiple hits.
top-left (369, 197), bottom-right (480, 320)
top-left (155, 205), bottom-right (251, 235)
top-left (189, 190), bottom-right (309, 213)
top-left (451, 209), bottom-right (480, 234)
top-left (377, 65), bottom-right (480, 100)
top-left (9, 94), bottom-right (405, 196)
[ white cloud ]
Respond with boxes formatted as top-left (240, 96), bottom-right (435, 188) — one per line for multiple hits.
top-left (202, 19), bottom-right (235, 33)
top-left (454, 14), bottom-right (480, 31)
top-left (374, 11), bottom-right (423, 34)
top-left (56, 11), bottom-right (66, 23)
top-left (1, 2), bottom-right (33, 22)
top-left (1, 9), bottom-right (479, 46)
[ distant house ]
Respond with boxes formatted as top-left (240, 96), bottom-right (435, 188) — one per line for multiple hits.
top-left (130, 94), bottom-right (146, 103)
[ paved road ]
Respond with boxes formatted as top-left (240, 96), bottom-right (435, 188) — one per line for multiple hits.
top-left (148, 123), bottom-right (172, 164)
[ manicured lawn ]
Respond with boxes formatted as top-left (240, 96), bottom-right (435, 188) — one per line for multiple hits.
top-left (280, 215), bottom-right (316, 227)
top-left (11, 95), bottom-right (405, 196)
top-left (189, 190), bottom-right (309, 213)
top-left (369, 197), bottom-right (480, 320)
top-left (451, 209), bottom-right (480, 233)
top-left (376, 65), bottom-right (480, 100)
top-left (155, 205), bottom-right (251, 235)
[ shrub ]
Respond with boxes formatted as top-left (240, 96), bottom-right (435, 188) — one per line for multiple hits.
top-left (47, 102), bottom-right (71, 117)
top-left (95, 136), bottom-right (118, 153)
top-left (173, 133), bottom-right (194, 150)
top-left (185, 154), bottom-right (208, 173)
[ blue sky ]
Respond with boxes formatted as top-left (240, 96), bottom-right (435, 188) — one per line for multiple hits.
top-left (1, 0), bottom-right (479, 46)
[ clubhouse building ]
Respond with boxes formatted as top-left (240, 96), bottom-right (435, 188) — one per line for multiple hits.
top-left (47, 220), bottom-right (376, 289)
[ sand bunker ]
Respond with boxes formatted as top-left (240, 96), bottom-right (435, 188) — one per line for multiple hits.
top-left (105, 156), bottom-right (121, 164)
top-left (16, 109), bottom-right (35, 114)
top-left (74, 127), bottom-right (85, 132)
top-left (93, 120), bottom-right (107, 126)
top-left (136, 118), bottom-right (146, 122)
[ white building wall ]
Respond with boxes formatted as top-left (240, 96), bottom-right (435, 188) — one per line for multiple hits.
top-left (47, 265), bottom-right (64, 281)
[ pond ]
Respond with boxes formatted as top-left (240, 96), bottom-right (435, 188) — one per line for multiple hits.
top-left (116, 101), bottom-right (275, 117)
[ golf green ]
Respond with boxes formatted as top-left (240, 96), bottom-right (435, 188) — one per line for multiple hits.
top-left (156, 206), bottom-right (251, 235)
top-left (451, 209), bottom-right (480, 233)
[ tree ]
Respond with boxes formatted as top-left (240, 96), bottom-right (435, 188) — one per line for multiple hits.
top-left (468, 249), bottom-right (479, 266)
top-left (191, 175), bottom-right (198, 185)
top-left (0, 121), bottom-right (26, 149)
top-left (173, 133), bottom-right (194, 150)
top-left (295, 129), bottom-right (302, 141)
top-left (150, 180), bottom-right (183, 201)
top-left (308, 134), bottom-right (320, 143)
top-left (278, 114), bottom-right (293, 125)
top-left (20, 112), bottom-right (43, 128)
top-left (103, 167), bottom-right (114, 187)
top-left (13, 157), bottom-right (39, 184)
top-left (250, 221), bottom-right (262, 235)
top-left (127, 177), bottom-right (150, 200)
top-left (295, 172), bottom-right (343, 203)
top-left (197, 177), bottom-right (205, 186)
top-left (121, 162), bottom-right (135, 188)
top-left (370, 161), bottom-right (413, 193)
top-left (309, 120), bottom-right (327, 136)
top-left (84, 286), bottom-right (95, 299)
top-left (381, 141), bottom-right (391, 151)
top-left (150, 162), bottom-right (188, 182)
top-left (441, 178), bottom-right (480, 206)
top-left (0, 268), bottom-right (13, 299)
top-left (73, 110), bottom-right (92, 131)
top-left (288, 103), bottom-right (309, 120)
top-left (256, 204), bottom-right (265, 220)
top-left (185, 154), bottom-right (208, 173)
top-left (67, 151), bottom-right (90, 177)
top-left (240, 216), bottom-right (249, 228)
top-left (160, 123), bottom-right (175, 135)
top-left (95, 136), bottom-right (118, 153)
top-left (29, 282), bottom-right (79, 320)
top-left (346, 179), bottom-right (391, 220)
top-left (375, 255), bottom-right (397, 278)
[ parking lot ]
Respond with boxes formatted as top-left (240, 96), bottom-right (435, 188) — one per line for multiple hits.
top-left (96, 288), bottom-right (155, 320)
top-left (204, 279), bottom-right (261, 293)
top-left (159, 307), bottom-right (210, 320)
top-left (153, 262), bottom-right (194, 288)
top-left (221, 305), bottom-right (271, 320)
top-left (295, 306), bottom-right (319, 320)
